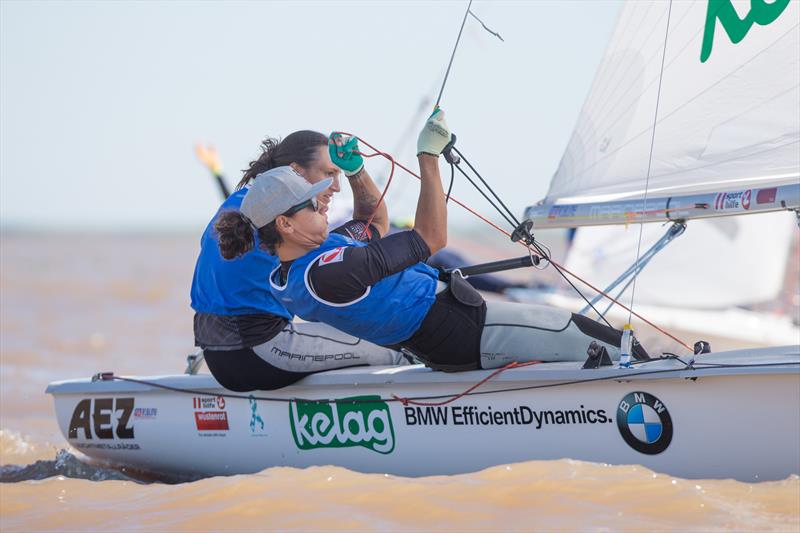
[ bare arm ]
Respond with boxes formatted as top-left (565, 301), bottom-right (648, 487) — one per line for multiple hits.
top-left (347, 167), bottom-right (389, 237)
top-left (413, 154), bottom-right (447, 254)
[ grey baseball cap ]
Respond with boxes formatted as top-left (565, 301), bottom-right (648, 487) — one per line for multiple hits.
top-left (240, 166), bottom-right (333, 229)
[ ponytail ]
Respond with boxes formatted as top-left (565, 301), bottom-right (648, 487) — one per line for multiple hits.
top-left (215, 210), bottom-right (284, 258)
top-left (215, 210), bottom-right (255, 260)
top-left (236, 130), bottom-right (327, 190)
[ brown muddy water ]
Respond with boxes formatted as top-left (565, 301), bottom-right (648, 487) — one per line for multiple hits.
top-left (1, 232), bottom-right (798, 532)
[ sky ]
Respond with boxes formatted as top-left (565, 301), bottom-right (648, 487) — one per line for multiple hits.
top-left (1, 0), bottom-right (621, 232)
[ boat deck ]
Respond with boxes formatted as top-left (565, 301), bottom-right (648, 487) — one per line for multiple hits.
top-left (46, 345), bottom-right (800, 395)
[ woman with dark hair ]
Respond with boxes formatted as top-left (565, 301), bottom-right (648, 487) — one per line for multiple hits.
top-left (191, 131), bottom-right (405, 392)
top-left (217, 111), bottom-right (648, 372)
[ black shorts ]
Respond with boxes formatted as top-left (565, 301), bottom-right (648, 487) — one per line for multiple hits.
top-left (204, 347), bottom-right (312, 391)
top-left (400, 287), bottom-right (486, 372)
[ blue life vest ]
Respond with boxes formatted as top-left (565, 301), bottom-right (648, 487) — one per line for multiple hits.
top-left (190, 188), bottom-right (292, 319)
top-left (269, 233), bottom-right (438, 345)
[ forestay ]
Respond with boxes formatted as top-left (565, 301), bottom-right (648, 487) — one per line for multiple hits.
top-left (548, 0), bottom-right (798, 204)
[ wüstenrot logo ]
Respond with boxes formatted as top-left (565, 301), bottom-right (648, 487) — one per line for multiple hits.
top-left (289, 395), bottom-right (395, 454)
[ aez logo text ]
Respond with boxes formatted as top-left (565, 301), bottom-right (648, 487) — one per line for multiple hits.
top-left (617, 392), bottom-right (673, 455)
top-left (289, 395), bottom-right (395, 454)
top-left (68, 397), bottom-right (135, 440)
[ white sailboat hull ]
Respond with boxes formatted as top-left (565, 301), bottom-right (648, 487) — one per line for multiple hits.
top-left (46, 346), bottom-right (800, 482)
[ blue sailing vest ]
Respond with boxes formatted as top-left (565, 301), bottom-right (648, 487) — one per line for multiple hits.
top-left (190, 188), bottom-right (292, 319)
top-left (269, 233), bottom-right (438, 345)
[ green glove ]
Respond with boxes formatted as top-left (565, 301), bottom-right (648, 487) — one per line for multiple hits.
top-left (416, 108), bottom-right (451, 156)
top-left (328, 133), bottom-right (364, 176)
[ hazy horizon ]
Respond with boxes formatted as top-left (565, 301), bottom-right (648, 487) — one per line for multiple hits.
top-left (1, 1), bottom-right (621, 232)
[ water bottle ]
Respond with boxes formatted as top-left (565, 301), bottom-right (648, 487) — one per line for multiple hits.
top-left (619, 324), bottom-right (633, 368)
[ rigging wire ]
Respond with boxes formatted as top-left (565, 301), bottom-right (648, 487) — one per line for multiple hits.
top-left (628, 0), bottom-right (673, 325)
top-left (531, 241), bottom-right (615, 329)
top-left (452, 163), bottom-right (518, 229)
top-left (436, 0), bottom-right (474, 108)
top-left (453, 147), bottom-right (520, 227)
top-left (335, 132), bottom-right (693, 351)
top-left (468, 9), bottom-right (504, 42)
top-left (445, 161), bottom-right (455, 204)
top-left (331, 0), bottom-right (692, 349)
top-left (448, 145), bottom-right (617, 328)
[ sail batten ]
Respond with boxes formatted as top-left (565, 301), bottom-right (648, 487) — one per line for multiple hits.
top-left (540, 1), bottom-right (800, 211)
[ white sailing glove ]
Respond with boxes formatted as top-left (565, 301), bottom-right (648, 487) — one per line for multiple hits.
top-left (417, 108), bottom-right (451, 156)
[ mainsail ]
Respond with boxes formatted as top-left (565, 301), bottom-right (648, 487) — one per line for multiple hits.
top-left (525, 0), bottom-right (799, 227)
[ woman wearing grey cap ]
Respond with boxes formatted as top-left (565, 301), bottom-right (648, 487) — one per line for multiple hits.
top-left (217, 110), bottom-right (648, 373)
top-left (191, 131), bottom-right (406, 392)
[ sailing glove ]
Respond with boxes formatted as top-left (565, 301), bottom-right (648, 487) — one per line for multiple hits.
top-left (329, 133), bottom-right (364, 176)
top-left (417, 108), bottom-right (451, 156)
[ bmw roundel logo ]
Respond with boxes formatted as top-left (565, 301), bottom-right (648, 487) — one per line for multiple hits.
top-left (617, 391), bottom-right (673, 455)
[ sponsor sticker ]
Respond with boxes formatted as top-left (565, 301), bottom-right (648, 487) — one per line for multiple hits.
top-left (289, 395), bottom-right (395, 454)
top-left (195, 411), bottom-right (229, 431)
top-left (193, 396), bottom-right (225, 410)
top-left (193, 396), bottom-right (229, 434)
top-left (741, 189), bottom-right (751, 210)
top-left (756, 187), bottom-right (777, 205)
top-left (714, 190), bottom-right (751, 211)
top-left (68, 397), bottom-right (136, 442)
top-left (404, 404), bottom-right (613, 429)
top-left (319, 247), bottom-right (346, 265)
top-left (547, 205), bottom-right (578, 220)
top-left (133, 407), bottom-right (158, 419)
top-left (74, 442), bottom-right (141, 451)
top-left (249, 395), bottom-right (267, 437)
top-left (617, 392), bottom-right (673, 455)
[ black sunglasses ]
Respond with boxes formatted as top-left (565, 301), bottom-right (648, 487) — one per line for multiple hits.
top-left (281, 197), bottom-right (319, 217)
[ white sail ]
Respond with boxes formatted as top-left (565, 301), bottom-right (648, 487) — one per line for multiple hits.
top-left (564, 211), bottom-right (796, 309)
top-left (547, 0), bottom-right (800, 205)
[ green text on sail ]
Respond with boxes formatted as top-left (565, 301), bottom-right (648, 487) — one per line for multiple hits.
top-left (701, 0), bottom-right (790, 62)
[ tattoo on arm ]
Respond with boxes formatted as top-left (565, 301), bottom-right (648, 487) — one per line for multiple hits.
top-left (348, 173), bottom-right (379, 219)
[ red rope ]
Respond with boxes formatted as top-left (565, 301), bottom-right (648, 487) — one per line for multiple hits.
top-left (392, 361), bottom-right (542, 407)
top-left (356, 151), bottom-right (395, 239)
top-left (547, 260), bottom-right (692, 351)
top-left (331, 131), bottom-right (397, 240)
top-left (333, 133), bottom-right (692, 351)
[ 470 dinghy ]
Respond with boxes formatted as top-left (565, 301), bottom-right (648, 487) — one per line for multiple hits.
top-left (47, 0), bottom-right (800, 482)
